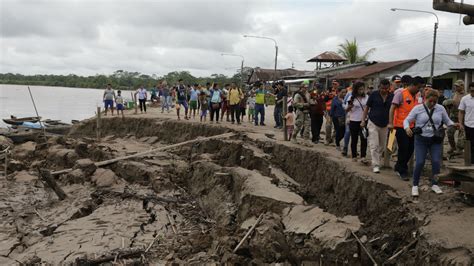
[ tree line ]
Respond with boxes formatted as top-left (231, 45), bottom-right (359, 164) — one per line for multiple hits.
top-left (0, 70), bottom-right (243, 90)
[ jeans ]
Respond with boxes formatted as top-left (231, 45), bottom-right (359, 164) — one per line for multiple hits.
top-left (230, 104), bottom-right (241, 123)
top-left (368, 120), bottom-right (388, 167)
top-left (349, 121), bottom-right (367, 158)
top-left (395, 127), bottom-right (414, 176)
top-left (332, 116), bottom-right (345, 147)
top-left (255, 104), bottom-right (265, 125)
top-left (162, 96), bottom-right (171, 112)
top-left (413, 135), bottom-right (441, 186)
top-left (343, 122), bottom-right (350, 152)
top-left (274, 105), bottom-right (283, 127)
top-left (310, 113), bottom-right (323, 142)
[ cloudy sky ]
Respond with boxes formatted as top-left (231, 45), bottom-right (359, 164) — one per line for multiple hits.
top-left (1, 0), bottom-right (473, 77)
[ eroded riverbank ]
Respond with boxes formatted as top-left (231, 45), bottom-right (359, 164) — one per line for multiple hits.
top-left (1, 116), bottom-right (473, 265)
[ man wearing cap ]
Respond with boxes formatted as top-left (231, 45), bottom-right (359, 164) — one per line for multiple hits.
top-left (389, 76), bottom-right (424, 180)
top-left (292, 81), bottom-right (311, 144)
top-left (459, 82), bottom-right (474, 165)
top-left (390, 75), bottom-right (402, 93)
top-left (443, 80), bottom-right (466, 155)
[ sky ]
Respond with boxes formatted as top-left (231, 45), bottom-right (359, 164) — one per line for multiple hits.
top-left (1, 0), bottom-right (473, 77)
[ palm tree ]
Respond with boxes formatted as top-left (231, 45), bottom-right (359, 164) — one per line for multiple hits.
top-left (338, 38), bottom-right (375, 64)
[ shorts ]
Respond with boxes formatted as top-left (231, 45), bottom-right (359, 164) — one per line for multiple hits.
top-left (178, 100), bottom-right (188, 110)
top-left (201, 110), bottom-right (208, 116)
top-left (190, 100), bottom-right (198, 110)
top-left (116, 103), bottom-right (124, 111)
top-left (248, 108), bottom-right (255, 115)
top-left (104, 99), bottom-right (113, 109)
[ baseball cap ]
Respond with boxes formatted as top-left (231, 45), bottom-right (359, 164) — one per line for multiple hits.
top-left (391, 75), bottom-right (401, 83)
top-left (454, 80), bottom-right (465, 87)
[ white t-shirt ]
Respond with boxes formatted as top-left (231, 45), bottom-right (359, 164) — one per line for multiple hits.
top-left (459, 94), bottom-right (474, 128)
top-left (137, 88), bottom-right (147, 100)
top-left (349, 95), bottom-right (368, 122)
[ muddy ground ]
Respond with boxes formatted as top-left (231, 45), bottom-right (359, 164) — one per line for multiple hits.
top-left (1, 108), bottom-right (473, 265)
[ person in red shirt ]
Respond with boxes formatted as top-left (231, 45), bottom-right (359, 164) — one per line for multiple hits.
top-left (309, 83), bottom-right (326, 143)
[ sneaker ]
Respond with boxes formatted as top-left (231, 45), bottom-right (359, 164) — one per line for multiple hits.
top-left (396, 171), bottom-right (409, 181)
top-left (373, 166), bottom-right (380, 173)
top-left (352, 158), bottom-right (358, 162)
top-left (412, 186), bottom-right (419, 197)
top-left (336, 146), bottom-right (341, 151)
top-left (431, 185), bottom-right (443, 194)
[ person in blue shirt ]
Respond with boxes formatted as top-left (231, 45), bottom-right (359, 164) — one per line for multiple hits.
top-left (176, 79), bottom-right (188, 120)
top-left (404, 89), bottom-right (459, 197)
top-left (330, 87), bottom-right (347, 150)
top-left (189, 84), bottom-right (199, 119)
top-left (209, 83), bottom-right (222, 123)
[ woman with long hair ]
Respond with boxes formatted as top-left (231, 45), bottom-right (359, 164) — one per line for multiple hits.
top-left (345, 81), bottom-right (369, 163)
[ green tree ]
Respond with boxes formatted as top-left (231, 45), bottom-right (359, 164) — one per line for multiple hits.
top-left (338, 38), bottom-right (375, 64)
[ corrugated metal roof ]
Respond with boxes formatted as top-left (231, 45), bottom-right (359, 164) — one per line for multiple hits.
top-left (399, 54), bottom-right (473, 77)
top-left (247, 68), bottom-right (307, 83)
top-left (334, 59), bottom-right (418, 80)
top-left (283, 62), bottom-right (370, 79)
top-left (307, 51), bottom-right (347, 63)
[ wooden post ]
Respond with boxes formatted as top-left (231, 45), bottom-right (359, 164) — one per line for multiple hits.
top-left (283, 96), bottom-right (288, 141)
top-left (4, 147), bottom-right (8, 177)
top-left (465, 140), bottom-right (472, 166)
top-left (96, 106), bottom-right (101, 141)
top-left (134, 93), bottom-right (138, 114)
top-left (39, 168), bottom-right (67, 200)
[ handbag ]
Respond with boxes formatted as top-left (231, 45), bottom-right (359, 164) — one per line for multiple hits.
top-left (356, 97), bottom-right (369, 139)
top-left (423, 104), bottom-right (445, 144)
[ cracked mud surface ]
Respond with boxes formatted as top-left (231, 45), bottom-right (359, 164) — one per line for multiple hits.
top-left (1, 117), bottom-right (473, 265)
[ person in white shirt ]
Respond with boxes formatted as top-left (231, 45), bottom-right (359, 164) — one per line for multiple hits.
top-left (345, 81), bottom-right (369, 163)
top-left (135, 85), bottom-right (148, 113)
top-left (459, 82), bottom-right (474, 165)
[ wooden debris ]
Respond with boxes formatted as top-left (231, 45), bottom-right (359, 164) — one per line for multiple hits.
top-left (350, 229), bottom-right (378, 266)
top-left (167, 213), bottom-right (178, 234)
top-left (51, 132), bottom-right (236, 176)
top-left (74, 248), bottom-right (144, 265)
top-left (233, 213), bottom-right (264, 253)
top-left (145, 235), bottom-right (160, 253)
top-left (34, 208), bottom-right (46, 222)
top-left (387, 239), bottom-right (418, 262)
top-left (38, 168), bottom-right (67, 200)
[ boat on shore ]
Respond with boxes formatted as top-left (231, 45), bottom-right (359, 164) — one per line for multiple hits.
top-left (3, 116), bottom-right (42, 126)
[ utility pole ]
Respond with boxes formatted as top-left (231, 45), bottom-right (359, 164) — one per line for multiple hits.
top-left (243, 35), bottom-right (279, 82)
top-left (221, 53), bottom-right (245, 88)
top-left (391, 8), bottom-right (439, 83)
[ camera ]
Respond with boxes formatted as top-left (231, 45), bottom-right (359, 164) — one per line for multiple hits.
top-left (412, 127), bottom-right (423, 135)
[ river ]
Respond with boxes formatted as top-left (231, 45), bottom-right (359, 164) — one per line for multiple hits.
top-left (0, 84), bottom-right (111, 127)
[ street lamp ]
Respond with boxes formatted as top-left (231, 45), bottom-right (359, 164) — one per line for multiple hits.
top-left (391, 8), bottom-right (439, 83)
top-left (243, 34), bottom-right (278, 82)
top-left (221, 53), bottom-right (245, 88)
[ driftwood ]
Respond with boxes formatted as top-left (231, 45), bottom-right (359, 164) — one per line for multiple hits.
top-left (51, 132), bottom-right (235, 176)
top-left (38, 168), bottom-right (67, 200)
top-left (350, 229), bottom-right (378, 266)
top-left (387, 239), bottom-right (418, 262)
top-left (233, 213), bottom-right (264, 253)
top-left (75, 248), bottom-right (144, 265)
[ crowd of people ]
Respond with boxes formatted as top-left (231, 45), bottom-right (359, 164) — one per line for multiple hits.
top-left (288, 76), bottom-right (473, 197)
top-left (102, 76), bottom-right (474, 197)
